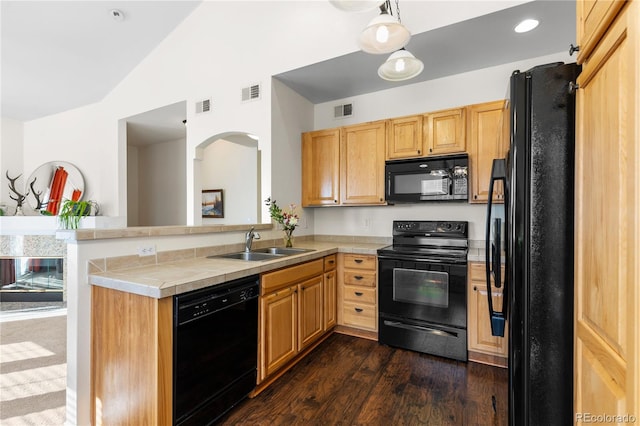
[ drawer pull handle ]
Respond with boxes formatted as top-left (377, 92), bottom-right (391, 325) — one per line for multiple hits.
top-left (354, 275), bottom-right (363, 280)
top-left (354, 307), bottom-right (363, 313)
top-left (354, 259), bottom-right (364, 264)
top-left (355, 292), bottom-right (363, 296)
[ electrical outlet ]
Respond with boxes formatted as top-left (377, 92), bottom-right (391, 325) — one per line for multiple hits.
top-left (137, 244), bottom-right (156, 257)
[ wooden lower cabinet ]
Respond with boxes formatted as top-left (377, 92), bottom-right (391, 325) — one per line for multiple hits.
top-left (257, 256), bottom-right (337, 392)
top-left (261, 286), bottom-right (297, 379)
top-left (467, 262), bottom-right (507, 368)
top-left (91, 286), bottom-right (173, 426)
top-left (323, 254), bottom-right (337, 330)
top-left (337, 253), bottom-right (378, 337)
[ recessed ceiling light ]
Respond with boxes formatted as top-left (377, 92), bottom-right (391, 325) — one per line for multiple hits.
top-left (514, 19), bottom-right (539, 33)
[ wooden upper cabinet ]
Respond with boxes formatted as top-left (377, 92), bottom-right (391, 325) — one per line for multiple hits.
top-left (424, 107), bottom-right (466, 156)
top-left (467, 100), bottom-right (509, 204)
top-left (386, 115), bottom-right (423, 160)
top-left (340, 121), bottom-right (386, 205)
top-left (302, 128), bottom-right (340, 206)
top-left (576, 0), bottom-right (626, 64)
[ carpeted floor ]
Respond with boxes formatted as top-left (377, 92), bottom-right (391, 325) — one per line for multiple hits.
top-left (0, 308), bottom-right (66, 425)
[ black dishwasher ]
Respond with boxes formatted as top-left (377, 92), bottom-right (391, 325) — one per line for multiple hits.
top-left (173, 275), bottom-right (259, 425)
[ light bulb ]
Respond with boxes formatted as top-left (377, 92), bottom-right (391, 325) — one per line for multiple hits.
top-left (395, 58), bottom-right (405, 72)
top-left (376, 25), bottom-right (389, 43)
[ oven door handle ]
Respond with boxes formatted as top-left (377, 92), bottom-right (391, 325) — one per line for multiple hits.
top-left (376, 254), bottom-right (466, 265)
top-left (383, 320), bottom-right (458, 338)
top-left (485, 159), bottom-right (507, 337)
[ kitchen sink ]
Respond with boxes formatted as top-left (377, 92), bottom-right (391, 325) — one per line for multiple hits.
top-left (210, 252), bottom-right (285, 261)
top-left (208, 247), bottom-right (315, 261)
top-left (253, 247), bottom-right (315, 255)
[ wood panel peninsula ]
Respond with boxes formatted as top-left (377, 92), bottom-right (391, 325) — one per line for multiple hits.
top-left (87, 233), bottom-right (386, 425)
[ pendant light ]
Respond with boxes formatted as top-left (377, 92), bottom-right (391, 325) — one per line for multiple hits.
top-left (329, 1), bottom-right (385, 12)
top-left (378, 48), bottom-right (424, 81)
top-left (358, 0), bottom-right (410, 54)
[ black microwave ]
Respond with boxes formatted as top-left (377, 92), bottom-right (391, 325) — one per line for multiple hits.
top-left (385, 154), bottom-right (469, 203)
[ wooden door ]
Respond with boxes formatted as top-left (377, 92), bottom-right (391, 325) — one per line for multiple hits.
top-left (297, 275), bottom-right (324, 350)
top-left (302, 128), bottom-right (340, 206)
top-left (467, 100), bottom-right (508, 203)
top-left (424, 108), bottom-right (466, 156)
top-left (575, 2), bottom-right (639, 421)
top-left (340, 121), bottom-right (386, 205)
top-left (576, 0), bottom-right (626, 62)
top-left (323, 269), bottom-right (337, 331)
top-left (261, 287), bottom-right (297, 379)
top-left (386, 115), bottom-right (423, 159)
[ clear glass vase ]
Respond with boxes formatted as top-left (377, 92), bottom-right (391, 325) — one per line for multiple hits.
top-left (283, 229), bottom-right (294, 247)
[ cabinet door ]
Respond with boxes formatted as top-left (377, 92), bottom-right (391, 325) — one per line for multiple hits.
top-left (302, 128), bottom-right (340, 206)
top-left (468, 283), bottom-right (508, 358)
top-left (386, 115), bottom-right (423, 160)
top-left (261, 287), bottom-right (297, 379)
top-left (575, 3), bottom-right (639, 419)
top-left (298, 276), bottom-right (324, 350)
top-left (576, 0), bottom-right (626, 63)
top-left (340, 121), bottom-right (386, 205)
top-left (467, 100), bottom-right (509, 203)
top-left (424, 108), bottom-right (466, 156)
top-left (323, 270), bottom-right (337, 331)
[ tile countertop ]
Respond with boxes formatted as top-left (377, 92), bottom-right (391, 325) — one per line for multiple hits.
top-left (89, 241), bottom-right (387, 299)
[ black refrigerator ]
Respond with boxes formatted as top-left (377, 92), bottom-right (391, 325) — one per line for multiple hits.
top-left (485, 62), bottom-right (580, 426)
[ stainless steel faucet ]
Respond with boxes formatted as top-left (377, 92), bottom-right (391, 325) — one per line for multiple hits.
top-left (244, 227), bottom-right (260, 252)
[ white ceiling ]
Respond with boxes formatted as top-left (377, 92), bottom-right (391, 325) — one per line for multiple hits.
top-left (1, 1), bottom-right (201, 122)
top-left (1, 0), bottom-right (575, 132)
top-left (275, 0), bottom-right (575, 103)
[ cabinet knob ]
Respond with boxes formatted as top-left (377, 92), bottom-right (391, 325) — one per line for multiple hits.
top-left (354, 259), bottom-right (363, 264)
top-left (354, 275), bottom-right (363, 280)
top-left (568, 82), bottom-right (580, 94)
top-left (417, 150), bottom-right (421, 154)
top-left (355, 291), bottom-right (363, 296)
top-left (354, 307), bottom-right (363, 313)
top-left (473, 286), bottom-right (477, 291)
top-left (474, 195), bottom-right (478, 199)
top-left (334, 199), bottom-right (338, 203)
top-left (429, 148), bottom-right (433, 153)
top-left (569, 43), bottom-right (580, 56)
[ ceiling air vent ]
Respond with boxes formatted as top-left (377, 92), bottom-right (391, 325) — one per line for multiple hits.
top-left (242, 83), bottom-right (261, 102)
top-left (334, 103), bottom-right (353, 119)
top-left (195, 98), bottom-right (211, 114)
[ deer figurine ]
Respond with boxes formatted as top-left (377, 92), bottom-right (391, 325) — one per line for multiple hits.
top-left (29, 177), bottom-right (45, 210)
top-left (6, 171), bottom-right (29, 215)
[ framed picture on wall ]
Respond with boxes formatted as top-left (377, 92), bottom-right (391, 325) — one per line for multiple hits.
top-left (202, 189), bottom-right (224, 218)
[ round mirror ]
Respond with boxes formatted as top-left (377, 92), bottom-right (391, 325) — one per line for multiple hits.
top-left (26, 161), bottom-right (85, 213)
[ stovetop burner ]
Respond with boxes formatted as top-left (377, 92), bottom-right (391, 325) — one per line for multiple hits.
top-left (377, 220), bottom-right (469, 264)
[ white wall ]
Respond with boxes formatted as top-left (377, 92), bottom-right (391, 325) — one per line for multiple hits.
top-left (201, 138), bottom-right (258, 224)
top-left (311, 51), bottom-right (571, 241)
top-left (1, 117), bottom-right (24, 215)
top-left (271, 78), bottom-right (315, 235)
top-left (135, 138), bottom-right (187, 226)
top-left (126, 145), bottom-right (139, 225)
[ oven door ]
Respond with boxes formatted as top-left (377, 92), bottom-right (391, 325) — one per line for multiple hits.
top-left (378, 257), bottom-right (467, 329)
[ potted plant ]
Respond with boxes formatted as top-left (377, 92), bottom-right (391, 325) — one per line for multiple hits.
top-left (57, 199), bottom-right (98, 230)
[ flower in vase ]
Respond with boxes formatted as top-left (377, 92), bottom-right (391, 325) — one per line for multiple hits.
top-left (265, 197), bottom-right (301, 247)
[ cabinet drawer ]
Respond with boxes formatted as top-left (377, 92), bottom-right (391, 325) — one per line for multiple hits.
top-left (324, 254), bottom-right (337, 271)
top-left (343, 285), bottom-right (376, 304)
top-left (342, 254), bottom-right (376, 270)
top-left (261, 259), bottom-right (323, 295)
top-left (343, 301), bottom-right (376, 330)
top-left (469, 262), bottom-right (504, 283)
top-left (343, 271), bottom-right (376, 287)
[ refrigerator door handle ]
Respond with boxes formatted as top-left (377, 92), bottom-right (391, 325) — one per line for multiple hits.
top-left (485, 159), bottom-right (506, 337)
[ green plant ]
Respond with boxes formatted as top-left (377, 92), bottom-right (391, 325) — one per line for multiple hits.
top-left (58, 199), bottom-right (96, 230)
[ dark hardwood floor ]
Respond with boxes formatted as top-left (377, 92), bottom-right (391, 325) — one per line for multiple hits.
top-left (219, 333), bottom-right (508, 425)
